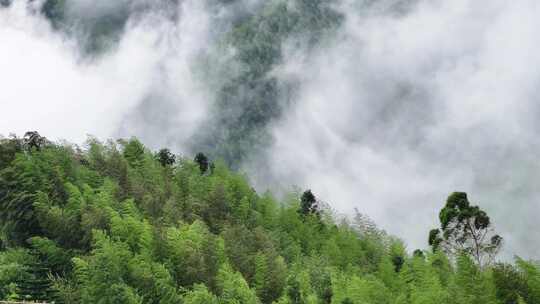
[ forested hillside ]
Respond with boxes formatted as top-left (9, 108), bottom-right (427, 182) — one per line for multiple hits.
top-left (2, 0), bottom-right (540, 302)
top-left (4, 0), bottom-right (540, 267)
top-left (0, 133), bottom-right (538, 304)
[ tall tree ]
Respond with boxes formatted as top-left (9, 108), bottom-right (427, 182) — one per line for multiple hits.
top-left (217, 264), bottom-right (259, 304)
top-left (194, 153), bottom-right (209, 174)
top-left (23, 131), bottom-right (46, 151)
top-left (0, 166), bottom-right (42, 245)
top-left (16, 249), bottom-right (58, 303)
top-left (429, 192), bottom-right (502, 267)
top-left (156, 148), bottom-right (176, 167)
top-left (298, 190), bottom-right (319, 218)
top-left (122, 138), bottom-right (145, 168)
top-left (0, 135), bottom-right (22, 169)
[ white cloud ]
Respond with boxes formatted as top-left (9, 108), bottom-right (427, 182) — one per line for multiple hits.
top-left (2, 0), bottom-right (539, 260)
top-left (253, 0), bottom-right (540, 259)
top-left (0, 0), bottom-right (211, 152)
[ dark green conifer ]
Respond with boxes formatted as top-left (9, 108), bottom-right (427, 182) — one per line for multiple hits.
top-left (298, 190), bottom-right (319, 218)
top-left (194, 153), bottom-right (209, 174)
top-left (16, 249), bottom-right (58, 303)
top-left (156, 148), bottom-right (176, 167)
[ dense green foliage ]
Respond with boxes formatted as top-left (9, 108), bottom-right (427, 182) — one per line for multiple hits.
top-left (2, 1), bottom-right (537, 302)
top-left (15, 248), bottom-right (59, 302)
top-left (0, 134), bottom-right (539, 303)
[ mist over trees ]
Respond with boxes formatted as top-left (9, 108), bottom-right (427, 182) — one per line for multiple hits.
top-left (4, 0), bottom-right (540, 258)
top-left (0, 134), bottom-right (538, 303)
top-left (2, 0), bottom-right (344, 168)
top-left (2, 0), bottom-right (540, 302)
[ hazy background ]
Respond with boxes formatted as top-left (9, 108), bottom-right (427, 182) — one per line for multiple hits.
top-left (1, 0), bottom-right (539, 260)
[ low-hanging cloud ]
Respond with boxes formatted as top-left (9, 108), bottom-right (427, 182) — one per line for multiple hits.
top-left (0, 0), bottom-right (213, 153)
top-left (2, 0), bottom-right (540, 260)
top-left (248, 0), bottom-right (540, 259)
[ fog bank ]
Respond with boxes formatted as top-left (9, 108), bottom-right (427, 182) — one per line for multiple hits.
top-left (2, 0), bottom-right (540, 259)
